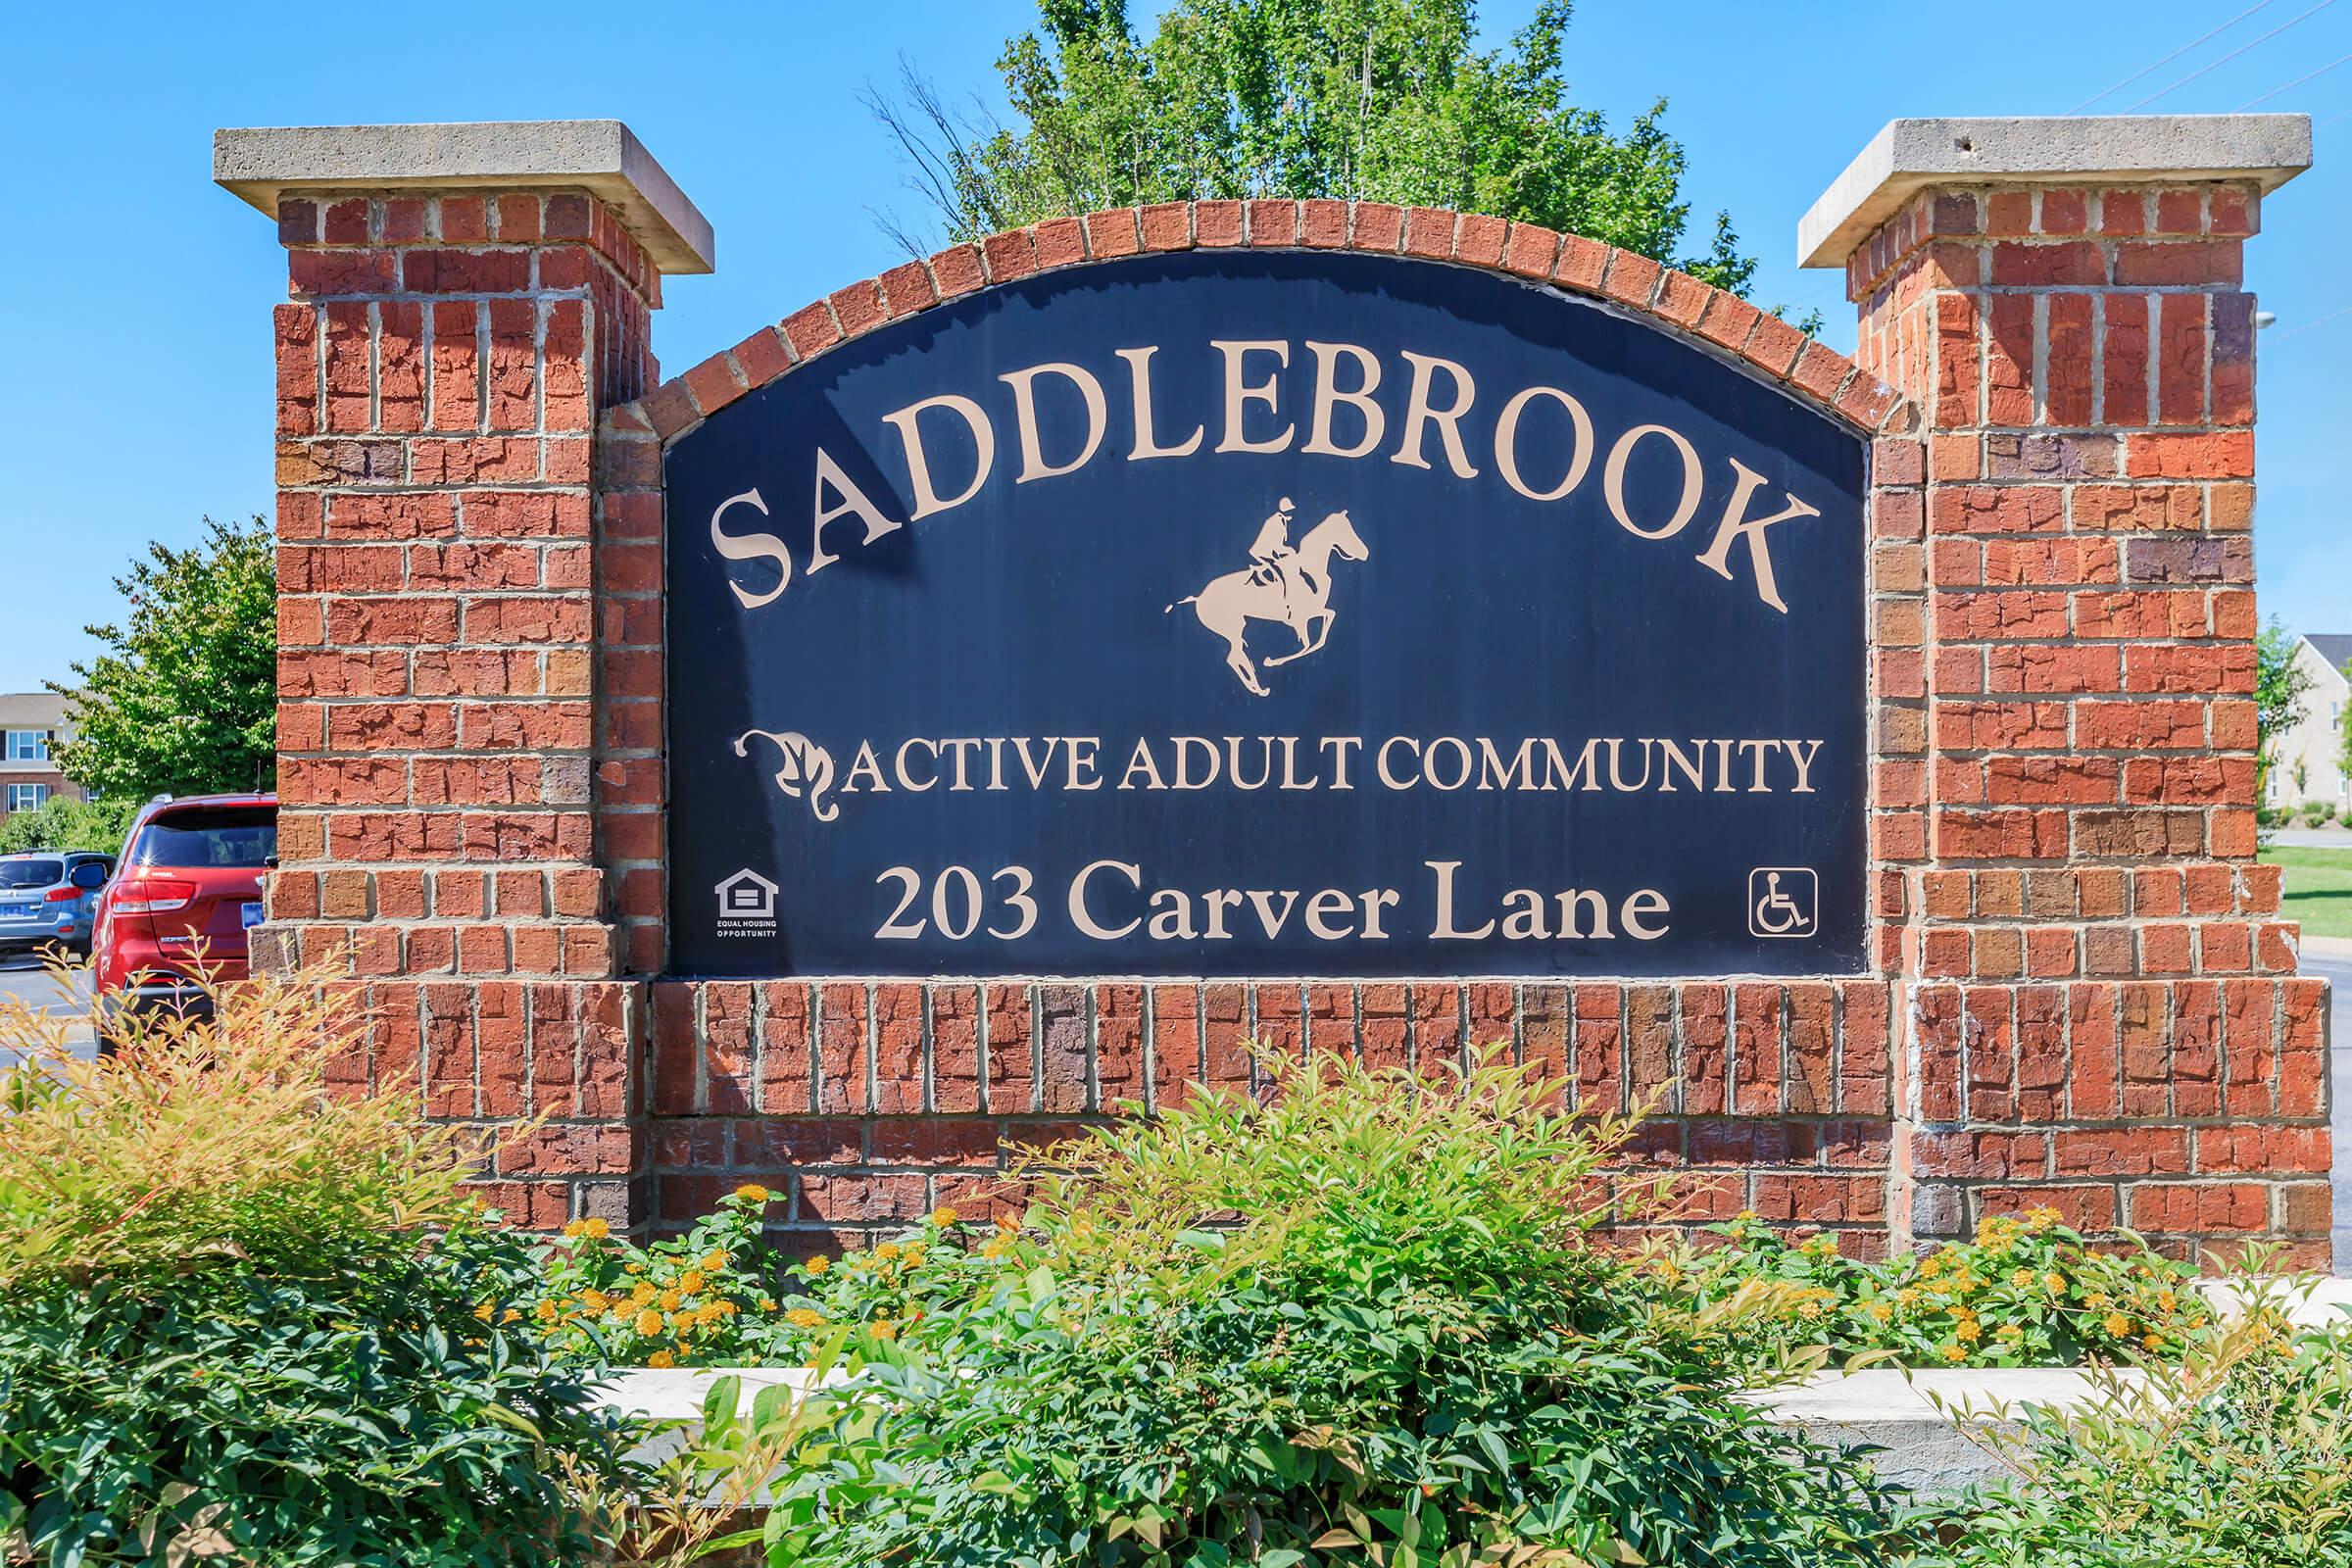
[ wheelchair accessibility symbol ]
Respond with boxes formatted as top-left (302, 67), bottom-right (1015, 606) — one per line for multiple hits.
top-left (1748, 868), bottom-right (1818, 939)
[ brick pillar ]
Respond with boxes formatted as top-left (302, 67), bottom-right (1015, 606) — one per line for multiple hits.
top-left (215, 122), bottom-right (714, 1227)
top-left (1805, 116), bottom-right (2330, 1261)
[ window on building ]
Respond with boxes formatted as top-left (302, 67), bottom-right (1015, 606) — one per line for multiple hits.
top-left (4, 730), bottom-right (50, 761)
top-left (4, 784), bottom-right (49, 812)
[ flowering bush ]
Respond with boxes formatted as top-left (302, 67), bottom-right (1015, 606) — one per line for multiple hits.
top-left (516, 1185), bottom-right (810, 1368)
top-left (1902, 1293), bottom-right (2352, 1566)
top-left (518, 1182), bottom-right (1033, 1369)
top-left (1650, 1209), bottom-right (2214, 1370)
top-left (632, 1047), bottom-right (1900, 1568)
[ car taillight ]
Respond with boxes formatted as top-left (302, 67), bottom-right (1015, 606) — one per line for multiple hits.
top-left (109, 877), bottom-right (196, 914)
top-left (44, 886), bottom-right (81, 903)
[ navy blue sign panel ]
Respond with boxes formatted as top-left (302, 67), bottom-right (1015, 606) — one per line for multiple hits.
top-left (664, 250), bottom-right (1868, 978)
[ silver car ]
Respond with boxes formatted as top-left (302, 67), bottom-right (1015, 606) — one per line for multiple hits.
top-left (0, 851), bottom-right (113, 957)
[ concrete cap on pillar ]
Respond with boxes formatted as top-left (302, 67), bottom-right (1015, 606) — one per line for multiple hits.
top-left (1797, 115), bottom-right (2312, 270)
top-left (213, 120), bottom-right (715, 274)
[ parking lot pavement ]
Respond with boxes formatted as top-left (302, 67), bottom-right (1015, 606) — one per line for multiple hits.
top-left (0, 954), bottom-right (96, 1069)
top-left (2272, 828), bottom-right (2352, 850)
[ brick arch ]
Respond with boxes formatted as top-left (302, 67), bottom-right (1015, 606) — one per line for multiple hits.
top-left (612, 199), bottom-right (1915, 445)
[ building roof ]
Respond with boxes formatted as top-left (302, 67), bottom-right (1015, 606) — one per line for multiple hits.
top-left (0, 693), bottom-right (71, 728)
top-left (2304, 634), bottom-right (2352, 672)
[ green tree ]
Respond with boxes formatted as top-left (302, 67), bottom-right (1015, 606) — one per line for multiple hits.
top-left (872, 0), bottom-right (1762, 294)
top-left (2338, 656), bottom-right (2352, 797)
top-left (53, 517), bottom-right (275, 805)
top-left (2254, 617), bottom-right (2314, 813)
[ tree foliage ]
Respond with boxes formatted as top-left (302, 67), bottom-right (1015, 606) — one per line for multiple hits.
top-left (2337, 653), bottom-right (2352, 791)
top-left (0, 795), bottom-right (138, 857)
top-left (872, 0), bottom-right (1760, 294)
top-left (2254, 617), bottom-right (2315, 809)
top-left (53, 517), bottom-right (275, 806)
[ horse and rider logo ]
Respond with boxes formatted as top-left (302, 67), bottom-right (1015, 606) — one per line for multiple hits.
top-left (1166, 497), bottom-right (1370, 696)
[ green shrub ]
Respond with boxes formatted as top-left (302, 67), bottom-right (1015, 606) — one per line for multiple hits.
top-left (1901, 1298), bottom-right (2352, 1566)
top-left (1650, 1209), bottom-right (2213, 1371)
top-left (0, 1228), bottom-right (630, 1568)
top-left (0, 968), bottom-right (637, 1566)
top-left (643, 1048), bottom-right (1899, 1567)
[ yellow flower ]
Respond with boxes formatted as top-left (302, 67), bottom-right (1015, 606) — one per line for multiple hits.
top-left (1919, 1256), bottom-right (1943, 1279)
top-left (534, 1300), bottom-right (560, 1323)
top-left (2010, 1269), bottom-right (2035, 1289)
top-left (1735, 1209), bottom-right (1759, 1225)
top-left (2103, 1313), bottom-right (2132, 1339)
top-left (648, 1349), bottom-right (675, 1369)
top-left (869, 1319), bottom-right (899, 1342)
top-left (786, 1307), bottom-right (825, 1329)
top-left (1956, 1320), bottom-right (1983, 1344)
top-left (901, 1244), bottom-right (925, 1268)
top-left (1897, 1288), bottom-right (1922, 1307)
top-left (502, 1308), bottom-right (521, 1324)
top-left (580, 1291), bottom-right (610, 1313)
top-left (980, 1239), bottom-right (1009, 1261)
top-left (1804, 1235), bottom-right (1838, 1257)
top-left (1996, 1324), bottom-right (2023, 1341)
top-left (930, 1206), bottom-right (958, 1227)
top-left (758, 1297), bottom-right (778, 1311)
top-left (733, 1184), bottom-right (771, 1203)
top-left (1868, 1301), bottom-right (1894, 1324)
top-left (2142, 1332), bottom-right (2165, 1351)
top-left (473, 1302), bottom-right (495, 1322)
top-left (580, 1217), bottom-right (611, 1241)
top-left (680, 1271), bottom-right (707, 1296)
top-left (635, 1309), bottom-right (665, 1337)
top-left (1940, 1345), bottom-right (1968, 1363)
top-left (624, 1262), bottom-right (645, 1276)
top-left (702, 1250), bottom-right (728, 1271)
top-left (631, 1283), bottom-right (658, 1307)
top-left (2026, 1206), bottom-right (2059, 1233)
top-left (2156, 1290), bottom-right (2178, 1313)
top-left (874, 1243), bottom-right (903, 1262)
top-left (806, 1256), bottom-right (831, 1277)
top-left (562, 1220), bottom-right (585, 1240)
top-left (659, 1290), bottom-right (683, 1312)
top-left (2044, 1274), bottom-right (2066, 1296)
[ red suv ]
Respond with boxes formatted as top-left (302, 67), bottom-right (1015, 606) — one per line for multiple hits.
top-left (92, 793), bottom-right (277, 1027)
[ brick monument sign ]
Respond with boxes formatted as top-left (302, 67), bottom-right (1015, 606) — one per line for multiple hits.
top-left (215, 114), bottom-right (2329, 1261)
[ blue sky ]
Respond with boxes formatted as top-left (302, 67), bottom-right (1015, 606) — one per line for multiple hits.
top-left (0, 0), bottom-right (2343, 694)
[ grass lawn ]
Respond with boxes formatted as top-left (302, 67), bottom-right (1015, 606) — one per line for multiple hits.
top-left (2261, 847), bottom-right (2352, 940)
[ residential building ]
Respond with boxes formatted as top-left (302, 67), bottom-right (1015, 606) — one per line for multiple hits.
top-left (0, 693), bottom-right (83, 823)
top-left (2271, 634), bottom-right (2352, 813)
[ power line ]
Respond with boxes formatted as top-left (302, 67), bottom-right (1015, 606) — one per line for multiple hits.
top-left (2122, 0), bottom-right (2341, 111)
top-left (2070, 0), bottom-right (2280, 112)
top-left (2272, 303), bottom-right (2352, 341)
top-left (2236, 49), bottom-right (2352, 105)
